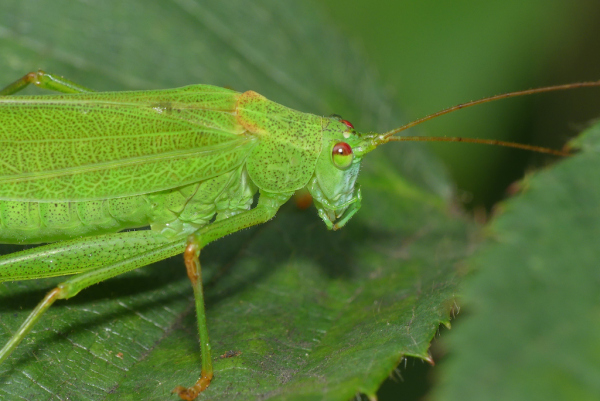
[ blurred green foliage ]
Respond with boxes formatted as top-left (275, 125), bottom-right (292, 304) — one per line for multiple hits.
top-left (435, 121), bottom-right (600, 401)
top-left (318, 0), bottom-right (600, 208)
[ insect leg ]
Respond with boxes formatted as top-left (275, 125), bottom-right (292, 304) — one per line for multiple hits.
top-left (0, 70), bottom-right (94, 95)
top-left (0, 231), bottom-right (183, 282)
top-left (0, 231), bottom-right (186, 365)
top-left (173, 190), bottom-right (292, 400)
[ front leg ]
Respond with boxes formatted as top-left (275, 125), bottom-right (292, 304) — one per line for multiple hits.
top-left (173, 190), bottom-right (292, 400)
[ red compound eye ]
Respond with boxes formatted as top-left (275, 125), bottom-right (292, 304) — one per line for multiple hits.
top-left (332, 142), bottom-right (353, 169)
top-left (333, 142), bottom-right (352, 156)
top-left (340, 119), bottom-right (354, 129)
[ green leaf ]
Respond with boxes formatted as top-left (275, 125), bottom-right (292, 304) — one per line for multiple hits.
top-left (0, 1), bottom-right (473, 400)
top-left (433, 122), bottom-right (600, 401)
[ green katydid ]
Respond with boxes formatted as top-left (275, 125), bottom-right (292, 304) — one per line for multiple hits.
top-left (0, 70), bottom-right (598, 400)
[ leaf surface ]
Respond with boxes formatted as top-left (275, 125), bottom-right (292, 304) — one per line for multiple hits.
top-left (433, 122), bottom-right (600, 401)
top-left (0, 1), bottom-right (471, 400)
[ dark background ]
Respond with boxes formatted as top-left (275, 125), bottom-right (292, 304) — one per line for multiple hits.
top-left (318, 0), bottom-right (600, 210)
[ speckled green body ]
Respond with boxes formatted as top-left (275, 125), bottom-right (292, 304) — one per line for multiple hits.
top-left (0, 74), bottom-right (365, 398)
top-left (0, 86), bottom-right (331, 245)
top-left (0, 79), bottom-right (364, 281)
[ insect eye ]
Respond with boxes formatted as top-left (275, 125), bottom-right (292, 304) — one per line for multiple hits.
top-left (332, 142), bottom-right (354, 169)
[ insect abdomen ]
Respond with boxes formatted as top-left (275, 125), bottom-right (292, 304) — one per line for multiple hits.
top-left (0, 166), bottom-right (257, 244)
top-left (0, 195), bottom-right (157, 244)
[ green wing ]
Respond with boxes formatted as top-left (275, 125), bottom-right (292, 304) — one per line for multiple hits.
top-left (0, 85), bottom-right (257, 202)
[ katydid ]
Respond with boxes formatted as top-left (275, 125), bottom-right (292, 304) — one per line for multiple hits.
top-left (0, 70), bottom-right (598, 400)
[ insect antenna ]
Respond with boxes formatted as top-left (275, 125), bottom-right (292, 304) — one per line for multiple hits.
top-left (378, 80), bottom-right (600, 155)
top-left (385, 136), bottom-right (570, 156)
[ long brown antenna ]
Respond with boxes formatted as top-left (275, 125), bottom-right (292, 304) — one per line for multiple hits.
top-left (382, 81), bottom-right (600, 139)
top-left (386, 136), bottom-right (570, 156)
